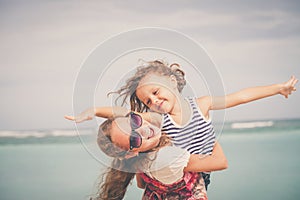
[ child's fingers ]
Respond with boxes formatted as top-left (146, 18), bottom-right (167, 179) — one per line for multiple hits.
top-left (286, 76), bottom-right (298, 89)
top-left (292, 77), bottom-right (298, 86)
top-left (289, 76), bottom-right (295, 84)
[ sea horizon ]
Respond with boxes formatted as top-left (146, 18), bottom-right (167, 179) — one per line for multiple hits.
top-left (1, 117), bottom-right (299, 142)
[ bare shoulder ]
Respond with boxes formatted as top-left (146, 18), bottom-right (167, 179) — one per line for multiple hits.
top-left (195, 96), bottom-right (212, 119)
top-left (196, 96), bottom-right (212, 108)
top-left (141, 112), bottom-right (163, 127)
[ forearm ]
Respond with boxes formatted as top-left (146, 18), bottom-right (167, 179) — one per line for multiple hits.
top-left (211, 83), bottom-right (282, 110)
top-left (94, 106), bottom-right (129, 118)
top-left (230, 84), bottom-right (281, 105)
top-left (202, 76), bottom-right (297, 112)
top-left (184, 142), bottom-right (228, 172)
top-left (96, 107), bottom-right (162, 127)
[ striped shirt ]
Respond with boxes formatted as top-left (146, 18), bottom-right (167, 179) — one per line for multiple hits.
top-left (161, 97), bottom-right (216, 155)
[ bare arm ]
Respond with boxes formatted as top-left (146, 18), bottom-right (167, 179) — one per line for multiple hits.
top-left (64, 106), bottom-right (129, 123)
top-left (197, 76), bottom-right (298, 116)
top-left (64, 106), bottom-right (162, 127)
top-left (184, 141), bottom-right (228, 172)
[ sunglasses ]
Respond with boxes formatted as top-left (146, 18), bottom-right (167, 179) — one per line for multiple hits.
top-left (126, 112), bottom-right (143, 150)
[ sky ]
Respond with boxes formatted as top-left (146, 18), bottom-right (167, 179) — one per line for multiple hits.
top-left (0, 0), bottom-right (299, 130)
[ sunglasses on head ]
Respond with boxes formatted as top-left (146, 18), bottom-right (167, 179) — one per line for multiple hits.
top-left (126, 112), bottom-right (143, 150)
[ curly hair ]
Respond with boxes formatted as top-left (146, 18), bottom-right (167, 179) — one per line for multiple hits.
top-left (111, 60), bottom-right (186, 112)
top-left (93, 117), bottom-right (171, 200)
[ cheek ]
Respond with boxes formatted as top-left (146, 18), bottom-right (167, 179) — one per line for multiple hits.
top-left (111, 135), bottom-right (129, 150)
top-left (140, 137), bottom-right (160, 151)
top-left (165, 88), bottom-right (176, 97)
top-left (149, 107), bottom-right (165, 114)
top-left (136, 91), bottom-right (147, 104)
top-left (152, 127), bottom-right (161, 137)
top-left (136, 86), bottom-right (146, 97)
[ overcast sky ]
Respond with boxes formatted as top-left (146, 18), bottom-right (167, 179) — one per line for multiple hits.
top-left (0, 0), bottom-right (299, 130)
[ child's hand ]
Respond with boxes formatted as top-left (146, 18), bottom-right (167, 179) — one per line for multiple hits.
top-left (64, 108), bottom-right (94, 123)
top-left (279, 76), bottom-right (298, 98)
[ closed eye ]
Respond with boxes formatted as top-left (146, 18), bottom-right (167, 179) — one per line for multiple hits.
top-left (146, 99), bottom-right (151, 106)
top-left (145, 89), bottom-right (158, 106)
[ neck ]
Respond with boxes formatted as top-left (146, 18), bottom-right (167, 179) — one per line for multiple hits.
top-left (169, 96), bottom-right (191, 125)
top-left (171, 95), bottom-right (185, 114)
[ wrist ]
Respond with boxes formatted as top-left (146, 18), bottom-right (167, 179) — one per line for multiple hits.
top-left (276, 83), bottom-right (285, 95)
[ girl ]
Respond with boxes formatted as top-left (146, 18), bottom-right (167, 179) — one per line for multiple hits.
top-left (94, 112), bottom-right (227, 200)
top-left (107, 60), bottom-right (298, 188)
top-left (65, 60), bottom-right (297, 189)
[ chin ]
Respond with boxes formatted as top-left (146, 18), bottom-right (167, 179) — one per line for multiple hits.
top-left (152, 127), bottom-right (161, 137)
top-left (158, 108), bottom-right (169, 114)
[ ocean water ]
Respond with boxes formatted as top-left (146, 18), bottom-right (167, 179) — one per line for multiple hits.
top-left (0, 118), bottom-right (300, 200)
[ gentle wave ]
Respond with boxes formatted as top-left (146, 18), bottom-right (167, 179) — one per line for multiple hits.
top-left (231, 121), bottom-right (274, 129)
top-left (0, 129), bottom-right (93, 138)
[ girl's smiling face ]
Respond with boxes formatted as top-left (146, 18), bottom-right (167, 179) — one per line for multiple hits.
top-left (136, 73), bottom-right (179, 114)
top-left (109, 116), bottom-right (162, 153)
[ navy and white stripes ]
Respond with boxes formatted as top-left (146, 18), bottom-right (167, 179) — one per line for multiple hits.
top-left (161, 97), bottom-right (215, 155)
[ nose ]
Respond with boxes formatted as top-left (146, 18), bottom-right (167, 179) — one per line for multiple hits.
top-left (137, 127), bottom-right (152, 139)
top-left (150, 96), bottom-right (159, 105)
top-left (135, 121), bottom-right (150, 137)
top-left (135, 126), bottom-right (146, 138)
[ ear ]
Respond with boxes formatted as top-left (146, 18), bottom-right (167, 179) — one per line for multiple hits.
top-left (169, 75), bottom-right (178, 88)
top-left (170, 74), bottom-right (176, 81)
top-left (124, 151), bottom-right (139, 159)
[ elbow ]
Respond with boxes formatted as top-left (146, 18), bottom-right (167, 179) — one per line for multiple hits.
top-left (215, 157), bottom-right (228, 171)
top-left (211, 157), bottom-right (228, 171)
top-left (220, 158), bottom-right (228, 170)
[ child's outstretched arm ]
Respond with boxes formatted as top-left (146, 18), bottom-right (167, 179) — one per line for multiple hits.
top-left (64, 106), bottom-right (129, 123)
top-left (64, 106), bottom-right (163, 127)
top-left (198, 76), bottom-right (298, 113)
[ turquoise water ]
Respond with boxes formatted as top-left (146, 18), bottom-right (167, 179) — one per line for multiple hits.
top-left (209, 131), bottom-right (300, 200)
top-left (0, 119), bottom-right (300, 200)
